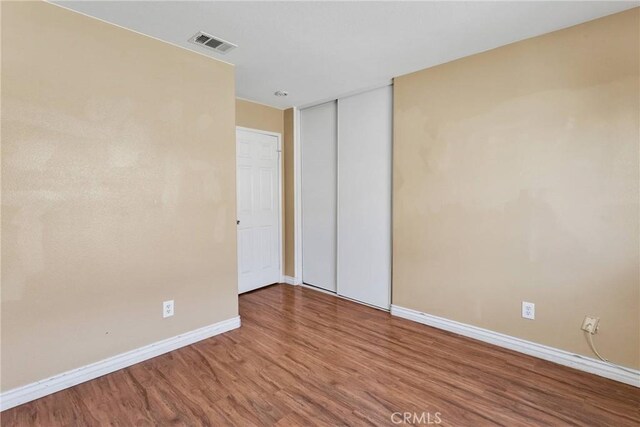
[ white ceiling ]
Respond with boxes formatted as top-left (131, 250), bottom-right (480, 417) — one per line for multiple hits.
top-left (54, 1), bottom-right (637, 109)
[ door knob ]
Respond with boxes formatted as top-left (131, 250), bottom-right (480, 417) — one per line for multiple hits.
top-left (237, 220), bottom-right (240, 225)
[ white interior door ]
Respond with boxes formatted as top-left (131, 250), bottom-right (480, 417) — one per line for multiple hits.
top-left (301, 102), bottom-right (337, 292)
top-left (236, 128), bottom-right (281, 293)
top-left (337, 86), bottom-right (392, 309)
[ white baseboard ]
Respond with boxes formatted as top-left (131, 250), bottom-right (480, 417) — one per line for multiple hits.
top-left (281, 275), bottom-right (300, 285)
top-left (390, 305), bottom-right (639, 387)
top-left (0, 316), bottom-right (241, 411)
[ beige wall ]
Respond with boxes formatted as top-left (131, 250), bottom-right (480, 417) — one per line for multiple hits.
top-left (1, 1), bottom-right (238, 391)
top-left (236, 99), bottom-right (284, 135)
top-left (235, 99), bottom-right (295, 278)
top-left (283, 108), bottom-right (295, 277)
top-left (393, 8), bottom-right (639, 369)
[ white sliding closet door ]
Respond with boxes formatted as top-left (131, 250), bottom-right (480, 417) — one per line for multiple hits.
top-left (337, 86), bottom-right (392, 309)
top-left (301, 102), bottom-right (337, 292)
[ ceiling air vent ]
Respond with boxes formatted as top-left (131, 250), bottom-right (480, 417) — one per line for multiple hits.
top-left (188, 32), bottom-right (237, 54)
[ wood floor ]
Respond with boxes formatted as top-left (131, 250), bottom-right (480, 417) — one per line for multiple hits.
top-left (2, 284), bottom-right (638, 426)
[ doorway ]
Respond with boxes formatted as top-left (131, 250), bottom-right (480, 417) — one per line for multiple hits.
top-left (299, 86), bottom-right (392, 309)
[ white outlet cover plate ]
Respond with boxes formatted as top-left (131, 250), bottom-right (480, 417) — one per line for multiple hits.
top-left (163, 300), bottom-right (174, 318)
top-left (581, 316), bottom-right (599, 333)
top-left (522, 301), bottom-right (535, 320)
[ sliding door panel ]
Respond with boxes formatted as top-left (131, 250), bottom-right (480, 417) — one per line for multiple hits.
top-left (301, 102), bottom-right (337, 291)
top-left (337, 86), bottom-right (392, 308)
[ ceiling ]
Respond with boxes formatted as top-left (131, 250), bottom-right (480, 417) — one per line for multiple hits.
top-left (53, 1), bottom-right (637, 109)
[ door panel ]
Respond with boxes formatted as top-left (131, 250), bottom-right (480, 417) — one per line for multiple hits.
top-left (301, 102), bottom-right (337, 292)
top-left (259, 168), bottom-right (273, 210)
top-left (236, 128), bottom-right (280, 293)
top-left (337, 86), bottom-right (392, 309)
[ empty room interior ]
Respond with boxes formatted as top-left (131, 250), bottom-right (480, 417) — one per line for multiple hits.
top-left (1, 1), bottom-right (639, 425)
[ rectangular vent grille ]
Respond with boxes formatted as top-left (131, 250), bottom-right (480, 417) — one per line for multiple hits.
top-left (189, 32), bottom-right (237, 54)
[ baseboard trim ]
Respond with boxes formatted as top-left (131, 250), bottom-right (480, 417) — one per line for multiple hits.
top-left (281, 275), bottom-right (300, 285)
top-left (390, 305), bottom-right (639, 387)
top-left (0, 316), bottom-right (241, 411)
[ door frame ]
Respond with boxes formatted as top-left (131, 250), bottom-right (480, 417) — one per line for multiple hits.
top-left (293, 107), bottom-right (303, 284)
top-left (236, 126), bottom-right (284, 290)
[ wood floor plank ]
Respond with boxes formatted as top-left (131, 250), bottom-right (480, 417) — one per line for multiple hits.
top-left (2, 284), bottom-right (638, 426)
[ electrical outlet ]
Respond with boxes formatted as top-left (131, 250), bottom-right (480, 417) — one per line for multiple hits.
top-left (163, 300), bottom-right (174, 318)
top-left (581, 316), bottom-right (599, 334)
top-left (522, 301), bottom-right (535, 320)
